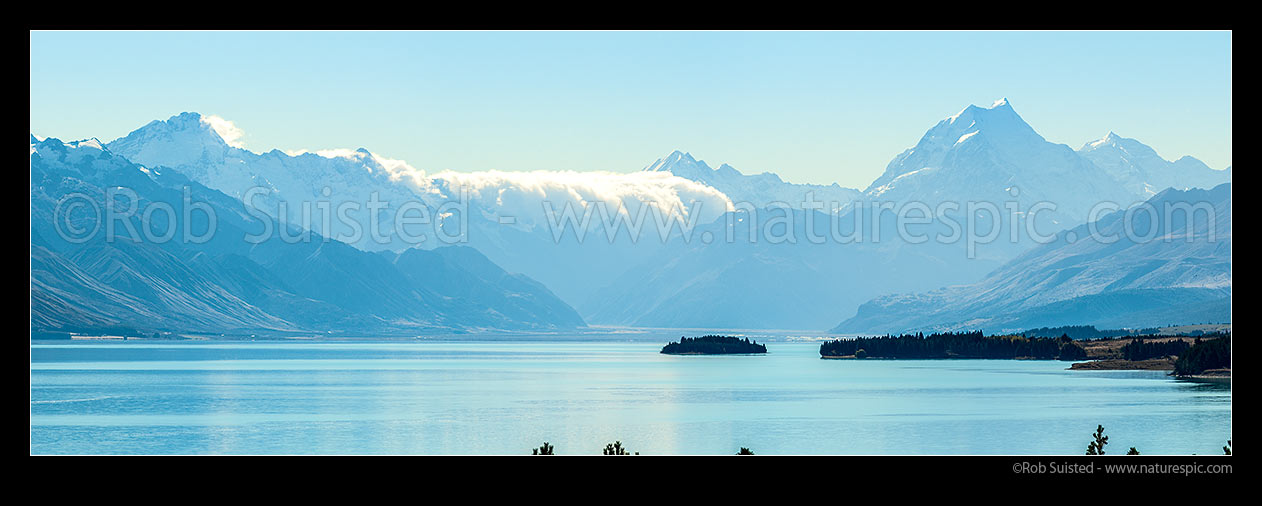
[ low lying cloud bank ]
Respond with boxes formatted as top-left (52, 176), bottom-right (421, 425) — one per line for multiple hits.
top-left (431, 169), bottom-right (734, 227)
top-left (285, 146), bottom-right (735, 228)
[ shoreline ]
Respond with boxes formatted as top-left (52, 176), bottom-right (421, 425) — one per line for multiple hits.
top-left (1068, 358), bottom-right (1175, 371)
top-left (1175, 368), bottom-right (1232, 383)
top-left (661, 352), bottom-right (767, 356)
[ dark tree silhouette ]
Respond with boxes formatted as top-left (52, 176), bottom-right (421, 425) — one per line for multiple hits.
top-left (1086, 425), bottom-right (1109, 455)
top-left (603, 441), bottom-right (637, 455)
top-left (661, 335), bottom-right (767, 355)
top-left (736, 447), bottom-right (755, 455)
top-left (821, 330), bottom-right (1087, 360)
top-left (1173, 334), bottom-right (1231, 376)
top-left (532, 442), bottom-right (554, 455)
top-left (1127, 447), bottom-right (1140, 455)
top-left (1020, 325), bottom-right (1162, 339)
top-left (1224, 440), bottom-right (1232, 455)
top-left (1120, 338), bottom-right (1191, 361)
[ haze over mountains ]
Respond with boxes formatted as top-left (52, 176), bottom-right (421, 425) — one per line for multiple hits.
top-left (30, 99), bottom-right (1230, 335)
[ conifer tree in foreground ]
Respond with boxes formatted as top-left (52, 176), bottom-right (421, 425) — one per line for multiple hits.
top-left (1086, 425), bottom-right (1109, 455)
top-left (603, 441), bottom-right (638, 455)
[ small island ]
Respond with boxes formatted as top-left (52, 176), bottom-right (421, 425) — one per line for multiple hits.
top-left (661, 335), bottom-right (767, 355)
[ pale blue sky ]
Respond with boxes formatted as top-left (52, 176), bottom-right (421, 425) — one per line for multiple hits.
top-left (30, 31), bottom-right (1231, 188)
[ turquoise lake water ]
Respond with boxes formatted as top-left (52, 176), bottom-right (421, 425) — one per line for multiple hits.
top-left (30, 339), bottom-right (1231, 455)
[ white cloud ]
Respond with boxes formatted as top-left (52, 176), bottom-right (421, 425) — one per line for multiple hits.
top-left (371, 153), bottom-right (430, 190)
top-left (282, 147), bottom-right (432, 192)
top-left (277, 146), bottom-right (735, 228)
top-left (200, 114), bottom-right (246, 148)
top-left (431, 169), bottom-right (734, 226)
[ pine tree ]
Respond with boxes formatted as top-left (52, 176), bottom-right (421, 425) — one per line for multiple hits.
top-left (603, 441), bottom-right (635, 455)
top-left (1086, 425), bottom-right (1109, 455)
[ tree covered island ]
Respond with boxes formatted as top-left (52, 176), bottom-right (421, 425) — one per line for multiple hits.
top-left (661, 335), bottom-right (767, 355)
top-left (819, 330), bottom-right (1087, 360)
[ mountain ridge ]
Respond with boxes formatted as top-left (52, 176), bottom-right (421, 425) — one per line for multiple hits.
top-left (643, 150), bottom-right (862, 209)
top-left (833, 183), bottom-right (1231, 334)
top-left (30, 136), bottom-right (585, 335)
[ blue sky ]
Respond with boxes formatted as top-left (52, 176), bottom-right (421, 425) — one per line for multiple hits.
top-left (30, 31), bottom-right (1231, 188)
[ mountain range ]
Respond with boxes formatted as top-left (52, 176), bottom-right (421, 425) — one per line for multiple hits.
top-left (587, 100), bottom-right (1229, 329)
top-left (30, 136), bottom-right (583, 336)
top-left (834, 184), bottom-right (1231, 334)
top-left (1077, 131), bottom-right (1232, 198)
top-left (642, 150), bottom-right (862, 209)
top-left (105, 112), bottom-right (437, 252)
top-left (30, 99), bottom-right (1231, 334)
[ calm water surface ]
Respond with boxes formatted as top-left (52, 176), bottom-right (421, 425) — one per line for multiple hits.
top-left (30, 339), bottom-right (1231, 455)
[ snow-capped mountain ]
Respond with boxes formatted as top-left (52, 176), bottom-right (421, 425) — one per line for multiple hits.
top-left (834, 184), bottom-right (1232, 334)
top-left (866, 99), bottom-right (1140, 227)
top-left (644, 150), bottom-right (861, 210)
top-left (1078, 132), bottom-right (1231, 197)
top-left (106, 113), bottom-right (436, 251)
top-left (585, 100), bottom-right (1233, 330)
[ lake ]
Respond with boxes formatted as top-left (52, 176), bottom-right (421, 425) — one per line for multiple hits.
top-left (29, 338), bottom-right (1232, 455)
